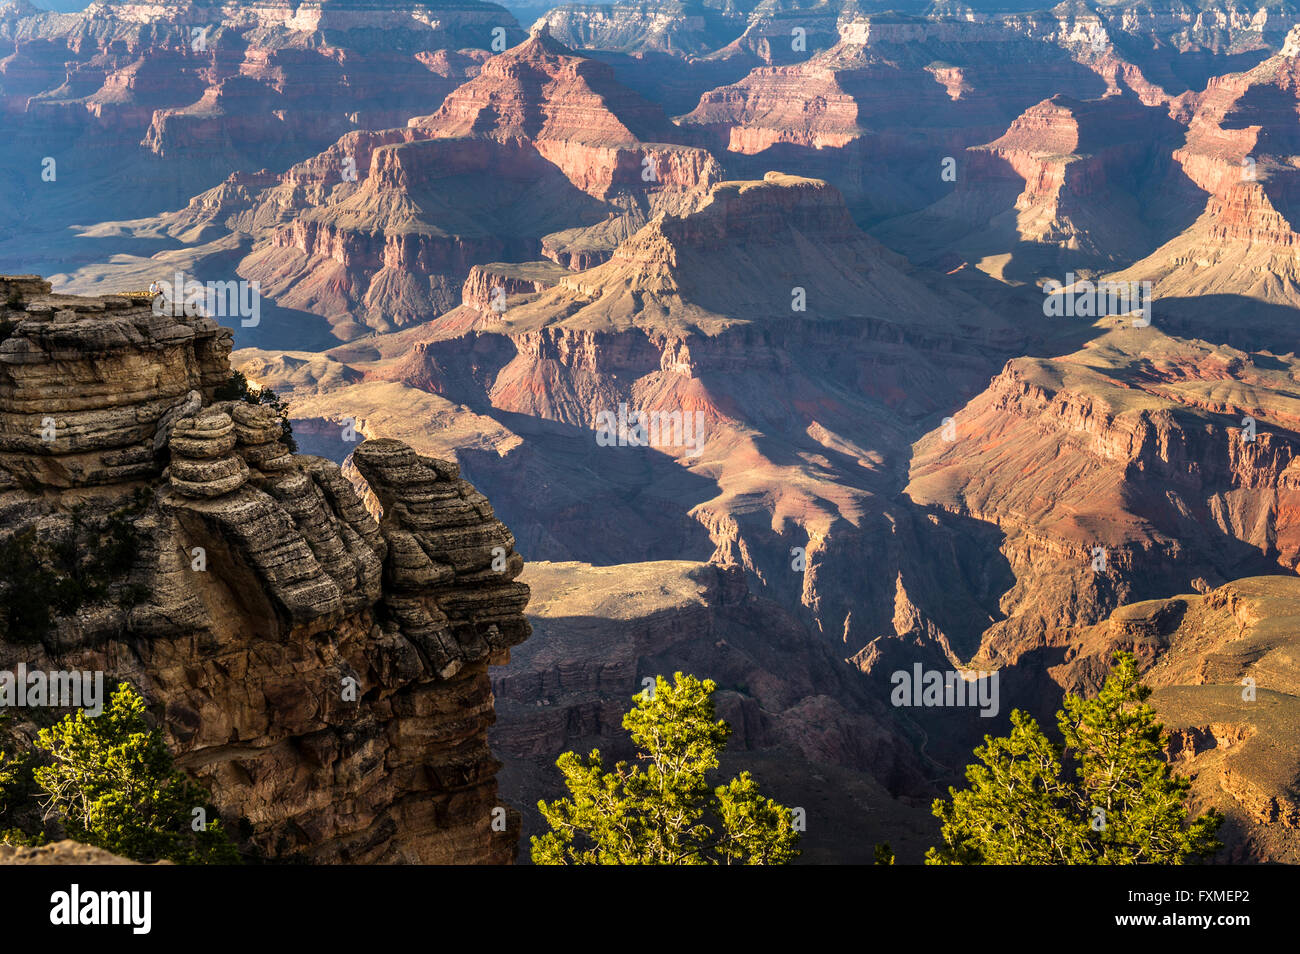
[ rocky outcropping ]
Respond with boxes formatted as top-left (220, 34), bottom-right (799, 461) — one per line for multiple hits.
top-left (0, 275), bottom-right (531, 863)
top-left (0, 279), bottom-right (228, 489)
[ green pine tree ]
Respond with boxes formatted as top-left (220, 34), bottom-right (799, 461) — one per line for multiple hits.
top-left (928, 652), bottom-right (1221, 865)
top-left (532, 672), bottom-right (800, 865)
top-left (32, 683), bottom-right (241, 864)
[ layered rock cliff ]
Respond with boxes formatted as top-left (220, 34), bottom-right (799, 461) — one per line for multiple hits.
top-left (906, 317), bottom-right (1300, 675)
top-left (677, 14), bottom-right (1136, 223)
top-left (0, 275), bottom-right (530, 863)
top-left (1109, 27), bottom-right (1300, 343)
top-left (0, 0), bottom-right (515, 245)
top-left (103, 27), bottom-right (724, 341)
top-left (876, 92), bottom-right (1201, 277)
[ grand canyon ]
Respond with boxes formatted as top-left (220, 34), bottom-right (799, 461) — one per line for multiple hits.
top-left (0, 0), bottom-right (1298, 881)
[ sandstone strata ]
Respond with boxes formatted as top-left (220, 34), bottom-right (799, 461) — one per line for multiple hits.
top-left (877, 92), bottom-right (1199, 278)
top-left (243, 173), bottom-right (1020, 683)
top-left (902, 317), bottom-right (1300, 755)
top-left (1109, 28), bottom-right (1300, 341)
top-left (0, 275), bottom-right (530, 863)
top-left (678, 12), bottom-right (1169, 222)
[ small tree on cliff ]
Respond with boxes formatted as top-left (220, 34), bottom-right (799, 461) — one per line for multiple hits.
top-left (927, 652), bottom-right (1222, 865)
top-left (33, 683), bottom-right (240, 864)
top-left (532, 672), bottom-right (800, 865)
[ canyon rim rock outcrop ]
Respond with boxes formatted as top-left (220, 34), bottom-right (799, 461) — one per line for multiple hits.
top-left (0, 275), bottom-right (531, 863)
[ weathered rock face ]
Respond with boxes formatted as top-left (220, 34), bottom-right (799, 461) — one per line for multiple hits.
top-left (0, 275), bottom-right (530, 864)
top-left (449, 261), bottom-right (572, 333)
top-left (403, 25), bottom-right (724, 215)
top-left (537, 0), bottom-right (1295, 66)
top-left (414, 27), bottom-right (680, 151)
top-left (0, 277), bottom-right (229, 489)
top-left (18, 0), bottom-right (1300, 869)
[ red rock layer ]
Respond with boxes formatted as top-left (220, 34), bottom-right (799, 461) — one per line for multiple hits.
top-left (907, 324), bottom-right (1300, 670)
top-left (1110, 32), bottom-right (1300, 312)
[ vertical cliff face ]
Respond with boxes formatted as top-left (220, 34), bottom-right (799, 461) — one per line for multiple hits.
top-left (0, 275), bottom-right (530, 863)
